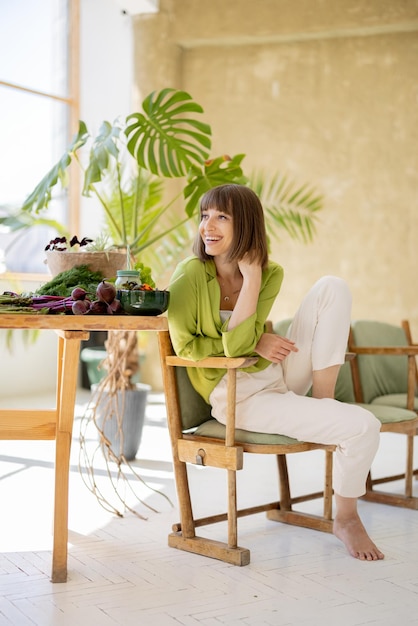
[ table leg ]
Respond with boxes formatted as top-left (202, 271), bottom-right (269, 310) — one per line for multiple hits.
top-left (51, 331), bottom-right (88, 583)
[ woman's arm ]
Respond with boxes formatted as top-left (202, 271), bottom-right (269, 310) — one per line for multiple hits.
top-left (168, 258), bottom-right (285, 361)
top-left (168, 259), bottom-right (224, 361)
top-left (222, 263), bottom-right (284, 357)
top-left (227, 254), bottom-right (262, 330)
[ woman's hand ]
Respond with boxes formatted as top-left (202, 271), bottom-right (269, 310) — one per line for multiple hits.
top-left (255, 332), bottom-right (298, 363)
top-left (238, 254), bottom-right (262, 283)
top-left (227, 255), bottom-right (262, 330)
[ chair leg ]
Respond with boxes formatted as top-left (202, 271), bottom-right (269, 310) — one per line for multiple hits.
top-left (227, 468), bottom-right (238, 548)
top-left (169, 459), bottom-right (251, 565)
top-left (405, 434), bottom-right (414, 498)
top-left (323, 449), bottom-right (333, 520)
top-left (362, 434), bottom-right (418, 509)
top-left (172, 459), bottom-right (196, 539)
top-left (277, 454), bottom-right (291, 510)
top-left (266, 452), bottom-right (333, 532)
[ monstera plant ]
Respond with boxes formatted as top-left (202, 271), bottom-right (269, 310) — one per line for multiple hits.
top-left (8, 85), bottom-right (323, 386)
top-left (3, 88), bottom-right (323, 516)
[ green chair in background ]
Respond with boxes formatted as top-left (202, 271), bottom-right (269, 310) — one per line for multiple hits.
top-left (349, 320), bottom-right (418, 412)
top-left (274, 319), bottom-right (418, 509)
top-left (347, 319), bottom-right (418, 508)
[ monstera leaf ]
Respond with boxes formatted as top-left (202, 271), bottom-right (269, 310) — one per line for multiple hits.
top-left (183, 154), bottom-right (247, 216)
top-left (125, 88), bottom-right (212, 178)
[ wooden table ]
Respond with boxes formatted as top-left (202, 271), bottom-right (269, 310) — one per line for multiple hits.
top-left (0, 314), bottom-right (168, 582)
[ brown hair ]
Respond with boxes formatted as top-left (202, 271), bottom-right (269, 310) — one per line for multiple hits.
top-left (192, 184), bottom-right (269, 268)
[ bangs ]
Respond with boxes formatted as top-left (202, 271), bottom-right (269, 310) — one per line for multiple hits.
top-left (199, 186), bottom-right (233, 215)
top-left (195, 183), bottom-right (269, 268)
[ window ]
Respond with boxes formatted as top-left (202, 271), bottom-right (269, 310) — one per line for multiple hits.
top-left (0, 0), bottom-right (79, 276)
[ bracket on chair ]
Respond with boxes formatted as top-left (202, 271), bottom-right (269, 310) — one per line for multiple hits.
top-left (195, 448), bottom-right (206, 465)
top-left (178, 439), bottom-right (244, 470)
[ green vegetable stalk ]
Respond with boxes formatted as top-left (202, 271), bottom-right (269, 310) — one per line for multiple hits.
top-left (36, 265), bottom-right (104, 297)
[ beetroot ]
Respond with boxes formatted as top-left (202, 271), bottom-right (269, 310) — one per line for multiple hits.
top-left (88, 300), bottom-right (109, 315)
top-left (108, 298), bottom-right (122, 314)
top-left (72, 299), bottom-right (90, 315)
top-left (96, 280), bottom-right (116, 304)
top-left (71, 287), bottom-right (88, 301)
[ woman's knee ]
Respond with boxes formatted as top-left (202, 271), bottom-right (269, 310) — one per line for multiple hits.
top-left (350, 405), bottom-right (381, 443)
top-left (316, 275), bottom-right (352, 306)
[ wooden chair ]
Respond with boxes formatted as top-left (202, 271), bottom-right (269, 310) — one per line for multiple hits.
top-left (157, 329), bottom-right (336, 566)
top-left (347, 319), bottom-right (418, 508)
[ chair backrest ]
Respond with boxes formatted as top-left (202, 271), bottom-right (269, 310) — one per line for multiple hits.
top-left (334, 361), bottom-right (356, 403)
top-left (272, 318), bottom-right (356, 403)
top-left (158, 329), bottom-right (213, 432)
top-left (350, 320), bottom-right (409, 403)
top-left (175, 367), bottom-right (213, 430)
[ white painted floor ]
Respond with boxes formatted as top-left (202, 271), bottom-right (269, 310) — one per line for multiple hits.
top-left (0, 389), bottom-right (418, 626)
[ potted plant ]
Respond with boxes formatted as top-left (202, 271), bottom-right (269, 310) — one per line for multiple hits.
top-left (43, 234), bottom-right (127, 278)
top-left (4, 87), bottom-right (323, 516)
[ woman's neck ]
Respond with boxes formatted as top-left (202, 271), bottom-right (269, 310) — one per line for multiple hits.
top-left (214, 259), bottom-right (241, 282)
top-left (215, 261), bottom-right (243, 309)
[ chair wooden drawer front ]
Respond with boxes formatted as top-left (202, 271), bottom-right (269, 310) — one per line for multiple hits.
top-left (178, 438), bottom-right (244, 470)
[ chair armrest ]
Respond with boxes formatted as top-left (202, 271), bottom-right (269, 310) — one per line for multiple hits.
top-left (166, 355), bottom-right (259, 369)
top-left (349, 346), bottom-right (418, 356)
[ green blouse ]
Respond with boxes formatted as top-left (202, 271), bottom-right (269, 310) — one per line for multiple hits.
top-left (167, 256), bottom-right (284, 403)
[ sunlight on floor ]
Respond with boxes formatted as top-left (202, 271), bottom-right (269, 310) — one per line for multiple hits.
top-left (0, 389), bottom-right (174, 552)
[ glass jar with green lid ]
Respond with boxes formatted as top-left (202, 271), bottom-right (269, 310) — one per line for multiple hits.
top-left (115, 269), bottom-right (140, 290)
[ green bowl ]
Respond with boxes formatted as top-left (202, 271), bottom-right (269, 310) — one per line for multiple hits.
top-left (117, 289), bottom-right (170, 316)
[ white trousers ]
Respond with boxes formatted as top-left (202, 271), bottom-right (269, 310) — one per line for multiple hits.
top-left (210, 276), bottom-right (381, 498)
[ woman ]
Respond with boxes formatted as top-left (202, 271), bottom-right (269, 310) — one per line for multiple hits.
top-left (168, 183), bottom-right (384, 561)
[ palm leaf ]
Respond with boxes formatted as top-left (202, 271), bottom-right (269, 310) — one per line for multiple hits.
top-left (125, 88), bottom-right (212, 178)
top-left (0, 211), bottom-right (69, 236)
top-left (139, 219), bottom-right (195, 281)
top-left (83, 121), bottom-right (121, 194)
top-left (1, 329), bottom-right (40, 353)
top-left (102, 166), bottom-right (166, 254)
top-left (21, 121), bottom-right (89, 213)
top-left (249, 171), bottom-right (323, 243)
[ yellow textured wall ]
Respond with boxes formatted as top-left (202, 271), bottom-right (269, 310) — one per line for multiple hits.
top-left (132, 0), bottom-right (418, 343)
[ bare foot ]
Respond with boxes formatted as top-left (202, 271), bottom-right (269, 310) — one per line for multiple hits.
top-left (333, 515), bottom-right (385, 561)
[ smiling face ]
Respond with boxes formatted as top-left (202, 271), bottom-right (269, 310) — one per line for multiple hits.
top-left (193, 184), bottom-right (269, 269)
top-left (199, 207), bottom-right (234, 260)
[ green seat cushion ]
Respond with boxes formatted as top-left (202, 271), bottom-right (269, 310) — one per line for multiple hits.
top-left (371, 394), bottom-right (418, 411)
top-left (356, 402), bottom-right (417, 425)
top-left (194, 419), bottom-right (303, 445)
top-left (192, 403), bottom-right (416, 445)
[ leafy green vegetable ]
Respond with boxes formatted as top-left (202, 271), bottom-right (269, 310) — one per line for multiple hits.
top-left (36, 265), bottom-right (104, 297)
top-left (134, 262), bottom-right (155, 288)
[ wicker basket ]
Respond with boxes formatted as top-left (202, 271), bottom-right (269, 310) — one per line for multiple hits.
top-left (45, 250), bottom-right (127, 279)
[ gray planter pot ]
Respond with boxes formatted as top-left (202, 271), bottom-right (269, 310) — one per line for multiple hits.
top-left (93, 383), bottom-right (151, 461)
